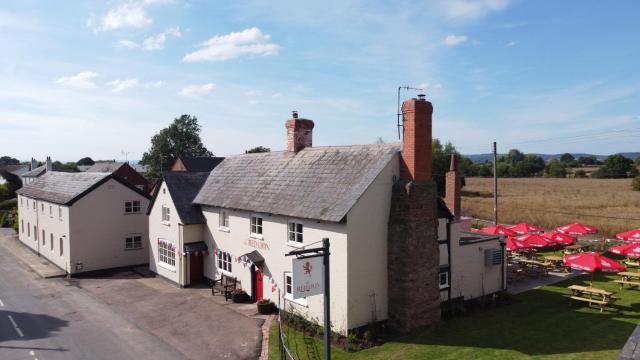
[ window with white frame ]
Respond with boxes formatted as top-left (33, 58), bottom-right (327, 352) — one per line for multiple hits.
top-left (42, 230), bottom-right (45, 246)
top-left (219, 210), bottom-right (229, 228)
top-left (217, 250), bottom-right (232, 273)
top-left (250, 215), bottom-right (263, 235)
top-left (20, 197), bottom-right (23, 207)
top-left (21, 220), bottom-right (24, 233)
top-left (32, 201), bottom-right (36, 210)
top-left (288, 221), bottom-right (303, 243)
top-left (60, 238), bottom-right (64, 256)
top-left (34, 225), bottom-right (37, 241)
top-left (285, 273), bottom-right (293, 296)
top-left (162, 206), bottom-right (170, 222)
top-left (58, 206), bottom-right (62, 219)
top-left (125, 200), bottom-right (141, 214)
top-left (439, 267), bottom-right (449, 289)
top-left (49, 205), bottom-right (52, 217)
top-left (125, 235), bottom-right (142, 250)
top-left (41, 203), bottom-right (44, 212)
top-left (158, 241), bottom-right (175, 267)
top-left (27, 222), bottom-right (30, 237)
top-left (50, 234), bottom-right (53, 251)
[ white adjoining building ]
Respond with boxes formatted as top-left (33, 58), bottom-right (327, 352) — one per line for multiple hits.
top-left (17, 172), bottom-right (151, 274)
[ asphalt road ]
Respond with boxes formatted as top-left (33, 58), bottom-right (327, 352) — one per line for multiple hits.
top-left (0, 230), bottom-right (186, 360)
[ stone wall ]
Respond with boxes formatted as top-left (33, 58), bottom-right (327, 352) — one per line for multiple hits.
top-left (387, 179), bottom-right (440, 332)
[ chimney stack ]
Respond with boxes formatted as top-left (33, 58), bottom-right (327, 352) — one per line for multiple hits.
top-left (445, 154), bottom-right (462, 219)
top-left (46, 156), bottom-right (52, 172)
top-left (30, 158), bottom-right (37, 171)
top-left (400, 96), bottom-right (433, 182)
top-left (285, 111), bottom-right (314, 152)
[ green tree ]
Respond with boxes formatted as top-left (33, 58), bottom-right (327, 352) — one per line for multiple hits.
top-left (0, 156), bottom-right (19, 167)
top-left (77, 157), bottom-right (95, 166)
top-left (591, 154), bottom-right (634, 178)
top-left (245, 146), bottom-right (271, 154)
top-left (635, 157), bottom-right (640, 166)
top-left (545, 159), bottom-right (567, 178)
top-left (141, 115), bottom-right (213, 178)
top-left (0, 169), bottom-right (22, 197)
top-left (574, 169), bottom-right (588, 178)
top-left (560, 153), bottom-right (575, 163)
top-left (578, 156), bottom-right (597, 165)
top-left (633, 176), bottom-right (640, 191)
top-left (506, 149), bottom-right (525, 164)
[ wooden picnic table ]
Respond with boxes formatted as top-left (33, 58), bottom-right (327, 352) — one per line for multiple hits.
top-left (564, 244), bottom-right (585, 254)
top-left (624, 260), bottom-right (640, 268)
top-left (567, 285), bottom-right (617, 312)
top-left (545, 256), bottom-right (571, 272)
top-left (615, 272), bottom-right (640, 289)
top-left (517, 259), bottom-right (554, 277)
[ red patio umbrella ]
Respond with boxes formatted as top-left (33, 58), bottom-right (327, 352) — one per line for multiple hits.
top-left (563, 252), bottom-right (625, 273)
top-left (515, 234), bottom-right (549, 248)
top-left (608, 243), bottom-right (640, 258)
top-left (540, 231), bottom-right (577, 246)
top-left (557, 222), bottom-right (598, 236)
top-left (616, 229), bottom-right (640, 242)
top-left (507, 223), bottom-right (544, 235)
top-left (477, 225), bottom-right (517, 236)
top-left (506, 236), bottom-right (532, 252)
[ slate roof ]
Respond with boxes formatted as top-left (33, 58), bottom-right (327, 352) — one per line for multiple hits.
top-left (193, 143), bottom-right (401, 222)
top-left (86, 162), bottom-right (125, 173)
top-left (178, 157), bottom-right (225, 172)
top-left (22, 165), bottom-right (47, 178)
top-left (17, 172), bottom-right (112, 205)
top-left (159, 172), bottom-right (209, 224)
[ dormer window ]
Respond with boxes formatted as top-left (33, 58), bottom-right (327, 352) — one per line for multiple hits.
top-left (250, 215), bottom-right (263, 237)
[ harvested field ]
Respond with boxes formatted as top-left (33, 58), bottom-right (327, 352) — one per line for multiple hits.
top-left (462, 177), bottom-right (640, 237)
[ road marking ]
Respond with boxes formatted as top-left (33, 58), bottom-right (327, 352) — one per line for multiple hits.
top-left (29, 351), bottom-right (35, 356)
top-left (7, 315), bottom-right (24, 337)
top-left (0, 298), bottom-right (4, 306)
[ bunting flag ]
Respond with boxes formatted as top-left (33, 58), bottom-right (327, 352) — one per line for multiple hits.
top-left (271, 285), bottom-right (277, 293)
top-left (214, 248), bottom-right (218, 256)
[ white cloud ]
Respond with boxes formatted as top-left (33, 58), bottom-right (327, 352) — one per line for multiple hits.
top-left (271, 92), bottom-right (283, 98)
top-left (444, 34), bottom-right (468, 47)
top-left (442, 0), bottom-right (511, 22)
top-left (245, 90), bottom-right (257, 96)
top-left (117, 39), bottom-right (140, 49)
top-left (107, 78), bottom-right (163, 92)
top-left (182, 27), bottom-right (280, 62)
top-left (102, 3), bottom-right (152, 30)
top-left (55, 71), bottom-right (99, 89)
top-left (417, 82), bottom-right (443, 90)
top-left (178, 83), bottom-right (216, 97)
top-left (142, 26), bottom-right (181, 51)
top-left (506, 41), bottom-right (519, 47)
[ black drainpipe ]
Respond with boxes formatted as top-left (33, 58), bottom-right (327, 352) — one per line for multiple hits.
top-left (447, 221), bottom-right (452, 302)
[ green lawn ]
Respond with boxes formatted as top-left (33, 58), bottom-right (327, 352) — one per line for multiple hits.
top-left (270, 273), bottom-right (640, 359)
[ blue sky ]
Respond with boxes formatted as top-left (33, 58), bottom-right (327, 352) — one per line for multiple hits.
top-left (1, 0), bottom-right (639, 162)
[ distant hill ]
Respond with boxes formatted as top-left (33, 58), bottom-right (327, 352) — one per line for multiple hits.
top-left (464, 152), bottom-right (640, 164)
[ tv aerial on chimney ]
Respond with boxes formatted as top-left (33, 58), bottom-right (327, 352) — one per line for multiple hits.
top-left (396, 86), bottom-right (423, 139)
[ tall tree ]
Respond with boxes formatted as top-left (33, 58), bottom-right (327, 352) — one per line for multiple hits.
top-left (560, 153), bottom-right (575, 163)
top-left (0, 156), bottom-right (19, 167)
top-left (245, 146), bottom-right (271, 154)
top-left (592, 154), bottom-right (634, 178)
top-left (77, 157), bottom-right (95, 166)
top-left (141, 115), bottom-right (212, 177)
top-left (545, 159), bottom-right (567, 178)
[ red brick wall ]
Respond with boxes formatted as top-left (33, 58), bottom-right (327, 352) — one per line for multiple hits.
top-left (285, 118), bottom-right (314, 152)
top-left (400, 98), bottom-right (432, 182)
top-left (116, 164), bottom-right (151, 193)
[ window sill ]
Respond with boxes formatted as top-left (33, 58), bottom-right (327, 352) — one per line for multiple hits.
top-left (218, 226), bottom-right (230, 233)
top-left (439, 285), bottom-right (450, 290)
top-left (125, 247), bottom-right (143, 251)
top-left (286, 241), bottom-right (304, 249)
top-left (161, 221), bottom-right (171, 226)
top-left (249, 233), bottom-right (264, 240)
top-left (285, 295), bottom-right (308, 307)
top-left (217, 269), bottom-right (233, 277)
top-left (123, 212), bottom-right (142, 215)
top-left (158, 262), bottom-right (176, 272)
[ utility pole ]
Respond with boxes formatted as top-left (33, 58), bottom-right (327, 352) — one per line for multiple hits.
top-left (493, 141), bottom-right (498, 225)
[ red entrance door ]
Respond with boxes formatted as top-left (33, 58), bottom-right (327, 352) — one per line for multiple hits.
top-left (255, 269), bottom-right (263, 301)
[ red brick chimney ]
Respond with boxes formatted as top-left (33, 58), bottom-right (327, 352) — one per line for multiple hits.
top-left (285, 111), bottom-right (314, 152)
top-left (445, 154), bottom-right (462, 219)
top-left (400, 95), bottom-right (433, 182)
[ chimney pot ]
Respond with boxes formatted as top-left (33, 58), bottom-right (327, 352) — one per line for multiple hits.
top-left (445, 153), bottom-right (461, 219)
top-left (292, 111), bottom-right (298, 119)
top-left (417, 94), bottom-right (426, 101)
